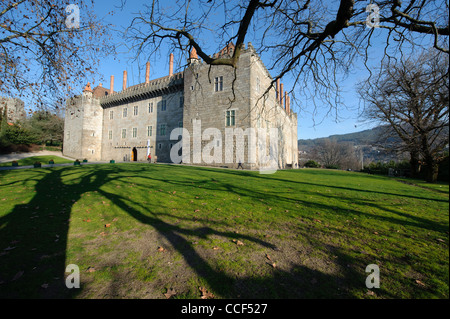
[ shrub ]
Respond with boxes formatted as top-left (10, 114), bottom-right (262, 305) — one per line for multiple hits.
top-left (304, 160), bottom-right (320, 168)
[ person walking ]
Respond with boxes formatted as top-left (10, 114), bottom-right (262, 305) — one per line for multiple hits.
top-left (147, 153), bottom-right (152, 163)
top-left (237, 160), bottom-right (244, 169)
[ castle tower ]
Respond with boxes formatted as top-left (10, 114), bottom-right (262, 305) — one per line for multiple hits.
top-left (63, 82), bottom-right (103, 161)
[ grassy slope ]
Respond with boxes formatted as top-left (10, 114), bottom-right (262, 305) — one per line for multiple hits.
top-left (0, 164), bottom-right (448, 299)
top-left (0, 156), bottom-right (73, 167)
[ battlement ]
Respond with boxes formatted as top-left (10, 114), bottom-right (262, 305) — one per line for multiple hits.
top-left (100, 72), bottom-right (184, 108)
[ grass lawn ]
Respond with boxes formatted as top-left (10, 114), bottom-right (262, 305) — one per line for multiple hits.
top-left (0, 164), bottom-right (448, 299)
top-left (0, 156), bottom-right (73, 167)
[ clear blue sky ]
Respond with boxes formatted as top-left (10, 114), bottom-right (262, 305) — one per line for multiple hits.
top-left (86, 0), bottom-right (384, 140)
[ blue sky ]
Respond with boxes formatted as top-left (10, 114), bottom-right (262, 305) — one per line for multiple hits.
top-left (86, 0), bottom-right (384, 140)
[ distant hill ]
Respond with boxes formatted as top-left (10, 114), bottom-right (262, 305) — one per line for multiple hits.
top-left (298, 125), bottom-right (393, 148)
top-left (298, 125), bottom-right (405, 163)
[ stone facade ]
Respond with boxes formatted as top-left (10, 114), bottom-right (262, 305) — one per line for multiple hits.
top-left (0, 97), bottom-right (26, 123)
top-left (63, 43), bottom-right (298, 169)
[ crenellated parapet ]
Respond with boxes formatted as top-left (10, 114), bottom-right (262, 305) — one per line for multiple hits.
top-left (99, 72), bottom-right (184, 108)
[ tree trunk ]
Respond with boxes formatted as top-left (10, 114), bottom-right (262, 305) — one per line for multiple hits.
top-left (424, 161), bottom-right (439, 183)
top-left (409, 151), bottom-right (421, 178)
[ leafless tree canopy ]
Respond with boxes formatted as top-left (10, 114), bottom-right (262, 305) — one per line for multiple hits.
top-left (125, 0), bottom-right (449, 114)
top-left (358, 50), bottom-right (449, 182)
top-left (0, 0), bottom-right (114, 109)
top-left (310, 138), bottom-right (360, 169)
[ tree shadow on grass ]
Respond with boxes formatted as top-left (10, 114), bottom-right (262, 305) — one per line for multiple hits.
top-left (0, 164), bottom-right (397, 298)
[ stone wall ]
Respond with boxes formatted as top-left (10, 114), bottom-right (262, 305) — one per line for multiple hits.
top-left (63, 91), bottom-right (103, 161)
top-left (0, 97), bottom-right (26, 123)
top-left (183, 44), bottom-right (298, 170)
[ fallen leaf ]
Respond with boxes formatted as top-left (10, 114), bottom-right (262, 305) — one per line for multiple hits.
top-left (105, 224), bottom-right (111, 228)
top-left (271, 262), bottom-right (277, 268)
top-left (157, 247), bottom-right (166, 252)
top-left (213, 246), bottom-right (219, 250)
top-left (83, 219), bottom-right (91, 222)
top-left (112, 218), bottom-right (119, 222)
top-left (164, 288), bottom-right (176, 299)
top-left (233, 239), bottom-right (244, 246)
top-left (415, 280), bottom-right (426, 287)
top-left (373, 232), bottom-right (379, 235)
top-left (265, 254), bottom-right (272, 261)
top-left (86, 267), bottom-right (96, 273)
top-left (41, 283), bottom-right (49, 289)
top-left (199, 287), bottom-right (214, 299)
top-left (367, 290), bottom-right (376, 296)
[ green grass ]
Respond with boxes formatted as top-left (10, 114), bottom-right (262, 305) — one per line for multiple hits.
top-left (0, 164), bottom-right (448, 299)
top-left (0, 156), bottom-right (73, 167)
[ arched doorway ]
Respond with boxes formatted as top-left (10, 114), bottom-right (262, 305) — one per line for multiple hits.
top-left (132, 147), bottom-right (137, 161)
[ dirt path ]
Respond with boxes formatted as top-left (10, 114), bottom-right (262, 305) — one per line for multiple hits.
top-left (0, 150), bottom-right (75, 163)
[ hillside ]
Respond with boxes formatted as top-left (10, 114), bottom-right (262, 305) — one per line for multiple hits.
top-left (298, 125), bottom-right (405, 163)
top-left (298, 125), bottom-right (394, 148)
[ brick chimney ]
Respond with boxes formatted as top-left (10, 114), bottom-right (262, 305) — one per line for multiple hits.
top-left (286, 94), bottom-right (290, 114)
top-left (110, 75), bottom-right (114, 94)
top-left (169, 53), bottom-right (174, 77)
top-left (280, 83), bottom-right (284, 107)
top-left (285, 92), bottom-right (288, 111)
top-left (123, 70), bottom-right (127, 90)
top-left (145, 62), bottom-right (150, 84)
top-left (276, 78), bottom-right (280, 100)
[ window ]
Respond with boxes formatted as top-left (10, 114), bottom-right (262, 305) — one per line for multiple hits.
top-left (226, 110), bottom-right (235, 126)
top-left (214, 76), bottom-right (223, 92)
top-left (161, 100), bottom-right (167, 111)
top-left (178, 121), bottom-right (183, 128)
top-left (109, 110), bottom-right (113, 120)
top-left (147, 125), bottom-right (153, 137)
top-left (123, 107), bottom-right (128, 118)
top-left (132, 127), bottom-right (137, 138)
top-left (108, 130), bottom-right (113, 140)
top-left (158, 143), bottom-right (162, 149)
top-left (67, 131), bottom-right (70, 140)
top-left (121, 128), bottom-right (126, 139)
top-left (149, 102), bottom-right (153, 113)
top-left (256, 77), bottom-right (260, 92)
top-left (179, 96), bottom-right (184, 108)
top-left (159, 124), bottom-right (166, 136)
top-left (133, 105), bottom-right (138, 116)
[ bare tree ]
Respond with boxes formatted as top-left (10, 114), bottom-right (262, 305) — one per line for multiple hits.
top-left (0, 0), bottom-right (114, 109)
top-left (311, 138), bottom-right (359, 169)
top-left (358, 50), bottom-right (449, 182)
top-left (124, 0), bottom-right (449, 115)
